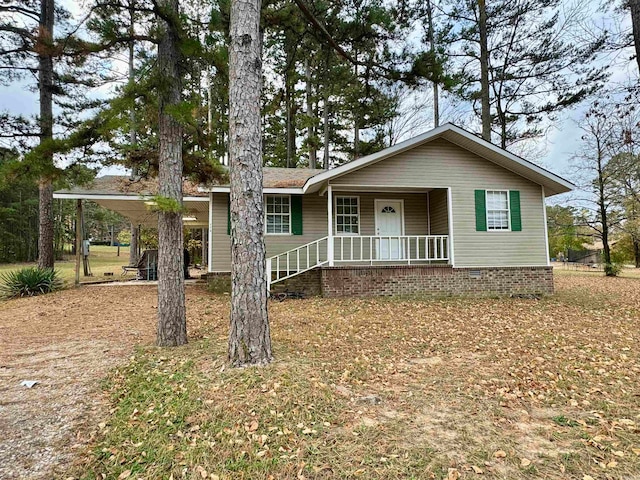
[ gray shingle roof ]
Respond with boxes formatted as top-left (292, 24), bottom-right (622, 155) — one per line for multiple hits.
top-left (56, 167), bottom-right (326, 197)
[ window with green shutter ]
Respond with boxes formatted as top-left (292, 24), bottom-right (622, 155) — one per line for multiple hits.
top-left (475, 190), bottom-right (487, 231)
top-left (291, 195), bottom-right (303, 235)
top-left (486, 191), bottom-right (510, 231)
top-left (509, 190), bottom-right (522, 231)
top-left (475, 189), bottom-right (522, 232)
top-left (228, 194), bottom-right (302, 236)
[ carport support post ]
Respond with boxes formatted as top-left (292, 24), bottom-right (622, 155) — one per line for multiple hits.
top-left (201, 227), bottom-right (206, 266)
top-left (75, 199), bottom-right (82, 286)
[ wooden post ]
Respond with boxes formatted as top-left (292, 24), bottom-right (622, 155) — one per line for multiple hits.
top-left (75, 199), bottom-right (82, 286)
top-left (201, 227), bottom-right (206, 266)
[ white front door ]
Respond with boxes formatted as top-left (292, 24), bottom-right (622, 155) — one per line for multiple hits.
top-left (375, 199), bottom-right (404, 260)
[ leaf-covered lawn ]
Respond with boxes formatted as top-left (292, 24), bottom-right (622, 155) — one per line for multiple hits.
top-left (66, 274), bottom-right (640, 479)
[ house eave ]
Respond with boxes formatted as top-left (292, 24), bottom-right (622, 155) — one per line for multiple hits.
top-left (300, 123), bottom-right (574, 197)
top-left (52, 193), bottom-right (209, 202)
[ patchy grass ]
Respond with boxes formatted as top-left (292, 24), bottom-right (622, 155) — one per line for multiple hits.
top-left (553, 263), bottom-right (640, 279)
top-left (0, 245), bottom-right (131, 284)
top-left (55, 274), bottom-right (640, 479)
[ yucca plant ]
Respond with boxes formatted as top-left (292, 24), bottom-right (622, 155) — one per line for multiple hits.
top-left (0, 267), bottom-right (63, 299)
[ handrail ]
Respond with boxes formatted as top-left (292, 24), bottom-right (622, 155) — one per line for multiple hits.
top-left (267, 236), bottom-right (329, 288)
top-left (266, 235), bottom-right (449, 290)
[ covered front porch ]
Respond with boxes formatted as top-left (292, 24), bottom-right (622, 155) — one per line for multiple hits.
top-left (267, 185), bottom-right (453, 288)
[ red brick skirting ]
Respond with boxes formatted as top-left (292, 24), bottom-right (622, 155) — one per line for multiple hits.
top-left (205, 265), bottom-right (554, 298)
top-left (320, 265), bottom-right (554, 297)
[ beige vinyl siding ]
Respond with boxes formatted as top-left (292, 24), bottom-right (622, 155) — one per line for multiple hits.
top-left (333, 193), bottom-right (429, 262)
top-left (211, 191), bottom-right (432, 270)
top-left (336, 192), bottom-right (428, 235)
top-left (211, 193), bottom-right (328, 271)
top-left (331, 138), bottom-right (547, 267)
top-left (428, 189), bottom-right (448, 235)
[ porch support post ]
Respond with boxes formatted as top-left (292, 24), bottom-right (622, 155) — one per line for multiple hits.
top-left (207, 192), bottom-right (213, 273)
top-left (327, 184), bottom-right (334, 266)
top-left (446, 187), bottom-right (455, 267)
top-left (266, 257), bottom-right (271, 292)
top-left (201, 227), bottom-right (206, 267)
top-left (542, 186), bottom-right (550, 266)
top-left (75, 199), bottom-right (82, 286)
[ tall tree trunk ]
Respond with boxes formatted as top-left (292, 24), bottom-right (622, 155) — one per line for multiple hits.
top-left (498, 104), bottom-right (507, 149)
top-left (128, 1), bottom-right (139, 265)
top-left (306, 59), bottom-right (317, 169)
top-left (322, 49), bottom-right (331, 169)
top-left (286, 75), bottom-right (293, 167)
top-left (285, 39), bottom-right (295, 168)
top-left (630, 0), bottom-right (640, 74)
top-left (634, 237), bottom-right (640, 268)
top-left (353, 58), bottom-right (360, 159)
top-left (478, 0), bottom-right (491, 142)
top-left (595, 138), bottom-right (613, 276)
top-left (156, 0), bottom-right (187, 347)
top-left (37, 0), bottom-right (55, 269)
top-left (228, 0), bottom-right (272, 366)
top-left (323, 94), bottom-right (330, 169)
top-left (426, 0), bottom-right (439, 127)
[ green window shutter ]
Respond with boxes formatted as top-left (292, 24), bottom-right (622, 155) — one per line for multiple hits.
top-left (509, 190), bottom-right (522, 231)
top-left (291, 195), bottom-right (303, 235)
top-left (227, 194), bottom-right (231, 235)
top-left (475, 190), bottom-right (487, 232)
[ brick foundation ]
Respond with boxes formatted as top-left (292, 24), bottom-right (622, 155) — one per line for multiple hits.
top-left (203, 269), bottom-right (322, 297)
top-left (202, 271), bottom-right (231, 293)
top-left (320, 265), bottom-right (554, 298)
top-left (269, 269), bottom-right (322, 296)
top-left (205, 265), bottom-right (554, 298)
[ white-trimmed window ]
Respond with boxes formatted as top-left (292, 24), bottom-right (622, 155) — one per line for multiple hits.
top-left (486, 190), bottom-right (510, 231)
top-left (265, 195), bottom-right (291, 234)
top-left (335, 196), bottom-right (360, 234)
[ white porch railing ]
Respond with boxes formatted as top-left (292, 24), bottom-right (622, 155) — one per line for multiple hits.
top-left (266, 235), bottom-right (449, 291)
top-left (333, 235), bottom-right (449, 264)
top-left (267, 236), bottom-right (329, 287)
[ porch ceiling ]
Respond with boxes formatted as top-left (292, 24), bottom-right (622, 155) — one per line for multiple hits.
top-left (92, 198), bottom-right (209, 228)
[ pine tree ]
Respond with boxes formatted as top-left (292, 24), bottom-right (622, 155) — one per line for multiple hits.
top-left (156, 0), bottom-right (187, 347)
top-left (0, 1), bottom-right (102, 267)
top-left (446, 0), bottom-right (606, 147)
top-left (228, 0), bottom-right (272, 366)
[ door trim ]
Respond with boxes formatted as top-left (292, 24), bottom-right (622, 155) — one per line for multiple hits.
top-left (374, 199), bottom-right (405, 236)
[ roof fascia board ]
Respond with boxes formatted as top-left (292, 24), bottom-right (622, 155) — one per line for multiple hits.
top-left (300, 123), bottom-right (574, 194)
top-left (200, 186), bottom-right (304, 194)
top-left (442, 127), bottom-right (574, 191)
top-left (302, 124), bottom-right (451, 192)
top-left (53, 193), bottom-right (209, 202)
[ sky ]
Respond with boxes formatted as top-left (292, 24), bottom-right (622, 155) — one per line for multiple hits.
top-left (0, 0), bottom-right (637, 197)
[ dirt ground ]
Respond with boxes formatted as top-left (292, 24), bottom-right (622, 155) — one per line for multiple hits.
top-left (2, 275), bottom-right (640, 479)
top-left (0, 285), bottom-right (163, 479)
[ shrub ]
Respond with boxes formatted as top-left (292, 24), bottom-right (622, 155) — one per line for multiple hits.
top-left (0, 267), bottom-right (63, 298)
top-left (604, 262), bottom-right (622, 277)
